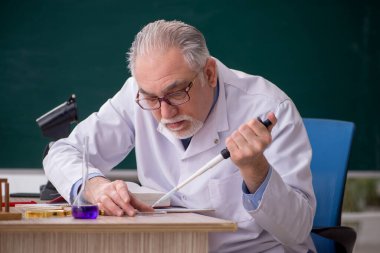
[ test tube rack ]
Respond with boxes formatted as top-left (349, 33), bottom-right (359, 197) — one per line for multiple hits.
top-left (0, 178), bottom-right (22, 220)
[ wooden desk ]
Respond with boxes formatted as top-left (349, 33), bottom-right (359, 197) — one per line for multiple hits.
top-left (0, 212), bottom-right (236, 253)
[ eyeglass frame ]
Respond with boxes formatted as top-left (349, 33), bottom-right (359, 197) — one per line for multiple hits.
top-left (135, 71), bottom-right (201, 110)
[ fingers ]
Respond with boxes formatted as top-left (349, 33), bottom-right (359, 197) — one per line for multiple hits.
top-left (266, 112), bottom-right (277, 132)
top-left (95, 180), bottom-right (136, 217)
top-left (97, 193), bottom-right (125, 216)
top-left (226, 113), bottom-right (277, 162)
top-left (113, 181), bottom-right (136, 216)
top-left (95, 180), bottom-right (155, 217)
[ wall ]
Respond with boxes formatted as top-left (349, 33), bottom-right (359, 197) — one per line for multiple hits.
top-left (0, 1), bottom-right (379, 170)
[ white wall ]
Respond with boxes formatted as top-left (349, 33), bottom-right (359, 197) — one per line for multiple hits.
top-left (0, 169), bottom-right (138, 194)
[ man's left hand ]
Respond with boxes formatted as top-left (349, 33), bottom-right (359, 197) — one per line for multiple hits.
top-left (225, 112), bottom-right (277, 193)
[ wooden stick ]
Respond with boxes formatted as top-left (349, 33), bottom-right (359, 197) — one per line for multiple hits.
top-left (0, 178), bottom-right (7, 212)
top-left (5, 182), bottom-right (10, 212)
top-left (0, 178), bottom-right (9, 213)
top-left (0, 178), bottom-right (22, 220)
top-left (0, 180), bottom-right (2, 212)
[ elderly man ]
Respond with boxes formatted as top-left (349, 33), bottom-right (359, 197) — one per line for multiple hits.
top-left (44, 20), bottom-right (316, 252)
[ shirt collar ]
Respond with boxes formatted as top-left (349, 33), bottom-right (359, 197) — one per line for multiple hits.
top-left (180, 79), bottom-right (220, 149)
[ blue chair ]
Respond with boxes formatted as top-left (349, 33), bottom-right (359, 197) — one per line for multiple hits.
top-left (303, 118), bottom-right (357, 253)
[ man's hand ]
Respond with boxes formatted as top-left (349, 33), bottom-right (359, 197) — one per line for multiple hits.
top-left (85, 177), bottom-right (154, 216)
top-left (225, 112), bottom-right (277, 193)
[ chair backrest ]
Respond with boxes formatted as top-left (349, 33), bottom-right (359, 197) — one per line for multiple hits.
top-left (303, 118), bottom-right (355, 251)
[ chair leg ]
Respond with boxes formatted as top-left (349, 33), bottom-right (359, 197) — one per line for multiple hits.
top-left (312, 226), bottom-right (357, 253)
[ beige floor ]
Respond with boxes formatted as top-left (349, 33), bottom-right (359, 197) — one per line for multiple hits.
top-left (342, 212), bottom-right (380, 253)
top-left (354, 245), bottom-right (379, 253)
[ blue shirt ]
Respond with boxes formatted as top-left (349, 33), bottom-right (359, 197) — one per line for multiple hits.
top-left (242, 167), bottom-right (272, 210)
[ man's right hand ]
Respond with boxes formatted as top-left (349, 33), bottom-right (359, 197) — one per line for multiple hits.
top-left (85, 177), bottom-right (154, 216)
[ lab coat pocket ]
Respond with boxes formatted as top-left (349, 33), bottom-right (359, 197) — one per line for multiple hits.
top-left (208, 170), bottom-right (254, 223)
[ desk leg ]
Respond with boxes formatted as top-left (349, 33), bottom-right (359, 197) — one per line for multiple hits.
top-left (0, 231), bottom-right (209, 253)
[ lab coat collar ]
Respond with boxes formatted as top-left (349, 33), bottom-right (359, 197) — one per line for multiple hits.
top-left (157, 121), bottom-right (184, 151)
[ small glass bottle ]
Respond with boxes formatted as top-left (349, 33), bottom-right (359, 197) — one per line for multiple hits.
top-left (71, 136), bottom-right (99, 219)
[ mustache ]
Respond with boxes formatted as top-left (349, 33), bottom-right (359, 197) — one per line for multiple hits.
top-left (160, 115), bottom-right (193, 124)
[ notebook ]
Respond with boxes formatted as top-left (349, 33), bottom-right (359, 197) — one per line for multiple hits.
top-left (126, 182), bottom-right (170, 207)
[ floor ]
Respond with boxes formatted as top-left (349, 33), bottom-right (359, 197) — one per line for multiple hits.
top-left (342, 212), bottom-right (380, 253)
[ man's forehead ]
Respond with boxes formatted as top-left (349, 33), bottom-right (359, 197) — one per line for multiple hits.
top-left (135, 47), bottom-right (192, 76)
top-left (138, 78), bottom-right (188, 95)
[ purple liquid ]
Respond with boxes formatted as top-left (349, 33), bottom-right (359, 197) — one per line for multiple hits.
top-left (72, 205), bottom-right (99, 219)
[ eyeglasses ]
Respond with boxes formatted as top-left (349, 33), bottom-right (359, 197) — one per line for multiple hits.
top-left (135, 73), bottom-right (199, 110)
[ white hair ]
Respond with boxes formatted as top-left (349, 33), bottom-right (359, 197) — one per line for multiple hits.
top-left (127, 20), bottom-right (210, 77)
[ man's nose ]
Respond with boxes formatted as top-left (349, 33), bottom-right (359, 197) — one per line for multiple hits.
top-left (160, 100), bottom-right (177, 118)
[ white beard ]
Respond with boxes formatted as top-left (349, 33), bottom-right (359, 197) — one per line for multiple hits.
top-left (159, 114), bottom-right (203, 139)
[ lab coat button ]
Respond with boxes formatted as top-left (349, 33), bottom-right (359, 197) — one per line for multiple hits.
top-left (214, 139), bottom-right (219, 144)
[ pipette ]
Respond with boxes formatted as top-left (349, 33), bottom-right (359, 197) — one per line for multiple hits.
top-left (151, 118), bottom-right (272, 208)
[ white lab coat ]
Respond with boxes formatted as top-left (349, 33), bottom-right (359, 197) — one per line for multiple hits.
top-left (44, 58), bottom-right (316, 253)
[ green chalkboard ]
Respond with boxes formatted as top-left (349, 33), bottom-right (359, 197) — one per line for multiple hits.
top-left (1, 1), bottom-right (379, 170)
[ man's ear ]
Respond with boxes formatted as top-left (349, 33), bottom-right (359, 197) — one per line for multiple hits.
top-left (204, 58), bottom-right (217, 88)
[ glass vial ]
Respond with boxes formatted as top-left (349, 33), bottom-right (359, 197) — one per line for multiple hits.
top-left (71, 136), bottom-right (99, 219)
